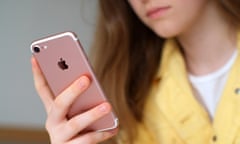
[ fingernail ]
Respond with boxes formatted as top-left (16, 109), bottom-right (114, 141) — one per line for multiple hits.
top-left (79, 77), bottom-right (88, 89)
top-left (98, 104), bottom-right (109, 113)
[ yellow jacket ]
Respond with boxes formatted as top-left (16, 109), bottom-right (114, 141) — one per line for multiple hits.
top-left (135, 36), bottom-right (240, 144)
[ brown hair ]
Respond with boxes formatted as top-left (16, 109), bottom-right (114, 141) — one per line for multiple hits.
top-left (90, 0), bottom-right (240, 143)
top-left (218, 0), bottom-right (240, 27)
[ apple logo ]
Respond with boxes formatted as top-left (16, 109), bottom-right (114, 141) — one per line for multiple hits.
top-left (58, 58), bottom-right (69, 70)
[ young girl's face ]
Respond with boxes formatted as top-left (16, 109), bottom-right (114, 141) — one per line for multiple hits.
top-left (128, 0), bottom-right (209, 38)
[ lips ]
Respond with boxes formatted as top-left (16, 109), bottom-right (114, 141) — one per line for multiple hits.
top-left (146, 6), bottom-right (171, 19)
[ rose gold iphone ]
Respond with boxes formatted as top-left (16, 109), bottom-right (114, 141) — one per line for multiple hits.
top-left (30, 32), bottom-right (118, 132)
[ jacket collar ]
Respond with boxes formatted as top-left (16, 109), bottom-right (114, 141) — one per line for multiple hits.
top-left (151, 32), bottom-right (240, 143)
top-left (213, 32), bottom-right (240, 143)
top-left (153, 39), bottom-right (213, 143)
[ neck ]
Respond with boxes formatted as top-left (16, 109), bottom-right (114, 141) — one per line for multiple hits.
top-left (177, 1), bottom-right (237, 76)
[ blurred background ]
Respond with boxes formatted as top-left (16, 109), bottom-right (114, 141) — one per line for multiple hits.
top-left (0, 0), bottom-right (97, 143)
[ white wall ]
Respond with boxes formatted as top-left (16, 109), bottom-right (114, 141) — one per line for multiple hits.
top-left (0, 0), bottom-right (97, 128)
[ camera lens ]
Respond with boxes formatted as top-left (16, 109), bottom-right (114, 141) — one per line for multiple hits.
top-left (33, 46), bottom-right (40, 53)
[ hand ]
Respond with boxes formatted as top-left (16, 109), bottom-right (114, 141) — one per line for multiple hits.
top-left (31, 57), bottom-right (117, 144)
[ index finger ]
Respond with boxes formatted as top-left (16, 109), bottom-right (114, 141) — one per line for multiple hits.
top-left (31, 56), bottom-right (54, 113)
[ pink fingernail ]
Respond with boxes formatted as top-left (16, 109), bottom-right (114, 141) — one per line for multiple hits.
top-left (79, 77), bottom-right (87, 89)
top-left (99, 104), bottom-right (108, 113)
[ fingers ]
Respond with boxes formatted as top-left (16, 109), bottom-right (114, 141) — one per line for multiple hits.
top-left (31, 57), bottom-right (53, 113)
top-left (31, 56), bottom-right (90, 122)
top-left (46, 102), bottom-right (111, 141)
top-left (48, 75), bottom-right (90, 123)
top-left (31, 56), bottom-right (118, 143)
top-left (67, 130), bottom-right (117, 144)
top-left (60, 102), bottom-right (111, 140)
top-left (46, 102), bottom-right (117, 143)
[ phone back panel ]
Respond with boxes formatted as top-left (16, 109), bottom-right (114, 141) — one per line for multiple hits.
top-left (31, 32), bottom-right (118, 132)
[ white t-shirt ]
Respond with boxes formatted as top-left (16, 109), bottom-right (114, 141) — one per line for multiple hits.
top-left (189, 50), bottom-right (238, 120)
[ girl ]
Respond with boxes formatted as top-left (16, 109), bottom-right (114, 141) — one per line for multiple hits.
top-left (31, 0), bottom-right (240, 143)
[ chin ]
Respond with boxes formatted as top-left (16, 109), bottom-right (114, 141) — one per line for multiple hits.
top-left (154, 29), bottom-right (179, 39)
top-left (150, 23), bottom-right (181, 39)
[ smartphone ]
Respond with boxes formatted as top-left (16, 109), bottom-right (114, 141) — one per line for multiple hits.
top-left (30, 31), bottom-right (118, 132)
